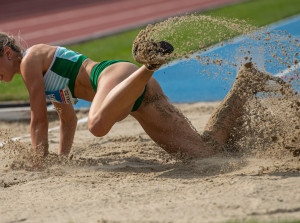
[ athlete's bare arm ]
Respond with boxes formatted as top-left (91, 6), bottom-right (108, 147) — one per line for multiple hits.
top-left (21, 47), bottom-right (49, 167)
top-left (52, 102), bottom-right (77, 155)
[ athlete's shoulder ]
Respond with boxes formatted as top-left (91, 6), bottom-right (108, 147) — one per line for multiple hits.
top-left (21, 44), bottom-right (57, 74)
top-left (23, 44), bottom-right (57, 58)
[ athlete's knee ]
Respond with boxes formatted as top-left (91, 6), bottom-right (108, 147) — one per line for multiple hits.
top-left (88, 116), bottom-right (112, 137)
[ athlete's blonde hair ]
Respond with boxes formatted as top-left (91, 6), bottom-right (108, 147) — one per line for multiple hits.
top-left (0, 32), bottom-right (25, 58)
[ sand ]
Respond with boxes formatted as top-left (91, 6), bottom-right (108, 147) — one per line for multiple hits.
top-left (0, 13), bottom-right (299, 223)
top-left (0, 101), bottom-right (300, 223)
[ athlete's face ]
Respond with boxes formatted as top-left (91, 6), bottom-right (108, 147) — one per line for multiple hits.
top-left (0, 47), bottom-right (16, 82)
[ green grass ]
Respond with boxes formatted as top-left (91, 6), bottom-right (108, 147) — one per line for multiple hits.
top-left (70, 29), bottom-right (141, 62)
top-left (205, 0), bottom-right (300, 26)
top-left (0, 75), bottom-right (30, 101)
top-left (2, 0), bottom-right (300, 101)
top-left (136, 15), bottom-right (255, 60)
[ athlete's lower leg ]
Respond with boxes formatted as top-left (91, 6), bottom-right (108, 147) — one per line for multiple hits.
top-left (204, 62), bottom-right (286, 145)
top-left (133, 78), bottom-right (219, 159)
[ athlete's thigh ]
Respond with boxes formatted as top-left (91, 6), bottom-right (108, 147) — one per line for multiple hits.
top-left (132, 76), bottom-right (176, 127)
top-left (131, 77), bottom-right (202, 154)
top-left (89, 62), bottom-right (138, 117)
top-left (91, 62), bottom-right (139, 105)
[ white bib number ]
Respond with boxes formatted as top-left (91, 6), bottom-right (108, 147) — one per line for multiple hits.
top-left (45, 86), bottom-right (78, 105)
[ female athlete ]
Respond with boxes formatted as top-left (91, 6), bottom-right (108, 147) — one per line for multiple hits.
top-left (0, 32), bottom-right (281, 166)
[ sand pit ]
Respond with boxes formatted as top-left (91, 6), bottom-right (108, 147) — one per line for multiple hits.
top-left (0, 101), bottom-right (300, 223)
top-left (1, 13), bottom-right (300, 223)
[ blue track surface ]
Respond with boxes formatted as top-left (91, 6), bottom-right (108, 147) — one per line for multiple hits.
top-left (74, 14), bottom-right (300, 108)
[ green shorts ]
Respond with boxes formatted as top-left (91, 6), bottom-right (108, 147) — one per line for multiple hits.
top-left (90, 60), bottom-right (147, 112)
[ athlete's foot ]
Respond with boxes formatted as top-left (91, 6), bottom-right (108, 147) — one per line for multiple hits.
top-left (133, 41), bottom-right (174, 71)
top-left (234, 62), bottom-right (286, 95)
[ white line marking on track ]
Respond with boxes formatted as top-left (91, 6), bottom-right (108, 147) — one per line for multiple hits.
top-left (0, 116), bottom-right (89, 147)
top-left (274, 63), bottom-right (300, 77)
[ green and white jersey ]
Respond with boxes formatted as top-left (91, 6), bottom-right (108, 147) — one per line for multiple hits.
top-left (43, 47), bottom-right (88, 104)
top-left (24, 46), bottom-right (88, 104)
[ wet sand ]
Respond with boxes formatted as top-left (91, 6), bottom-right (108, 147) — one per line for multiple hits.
top-left (0, 101), bottom-right (299, 223)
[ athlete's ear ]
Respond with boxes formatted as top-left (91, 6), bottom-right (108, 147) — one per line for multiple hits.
top-left (3, 46), bottom-right (13, 59)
